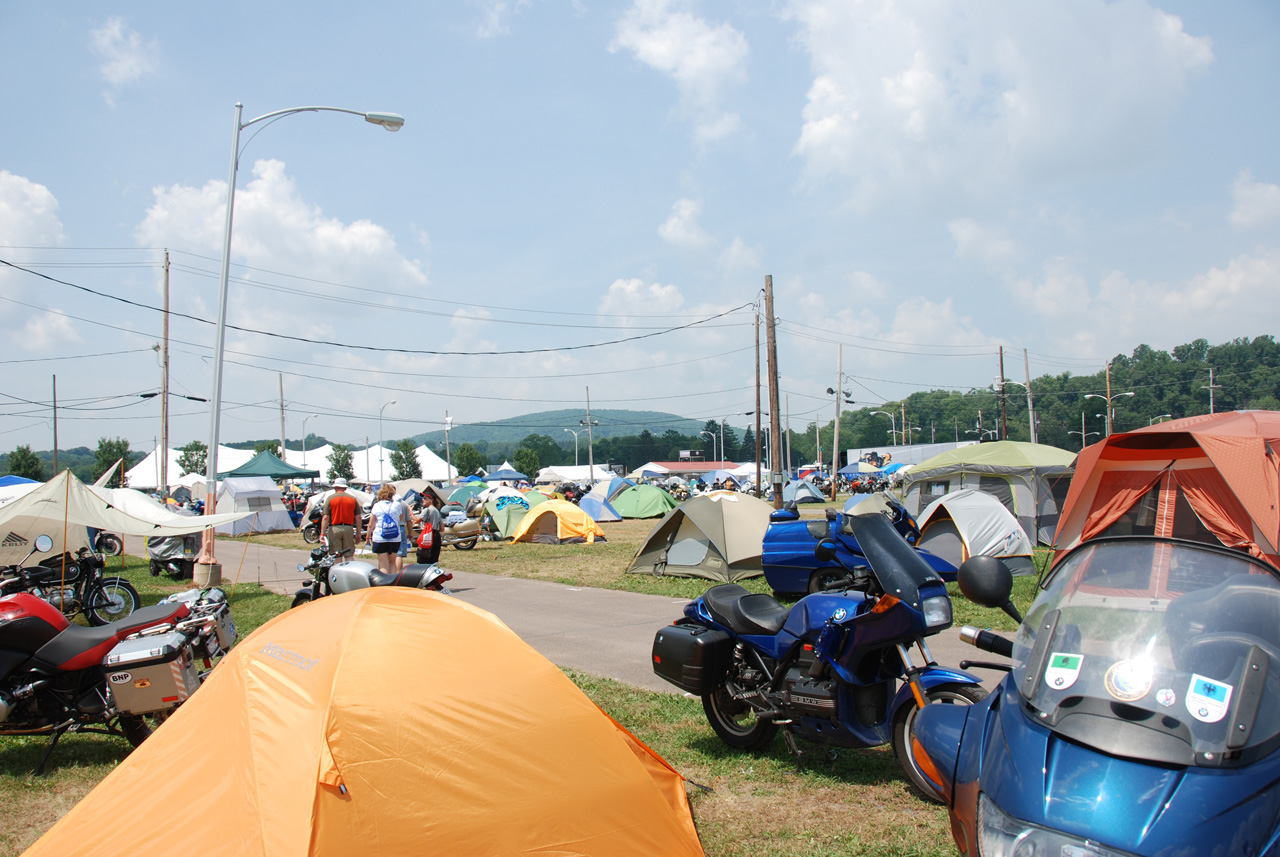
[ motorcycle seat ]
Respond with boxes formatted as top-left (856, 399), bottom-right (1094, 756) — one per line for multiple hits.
top-left (33, 602), bottom-right (189, 671)
top-left (704, 584), bottom-right (790, 636)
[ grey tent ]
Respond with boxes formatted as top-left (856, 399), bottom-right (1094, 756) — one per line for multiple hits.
top-left (915, 489), bottom-right (1037, 576)
top-left (626, 492), bottom-right (773, 582)
top-left (782, 479), bottom-right (826, 504)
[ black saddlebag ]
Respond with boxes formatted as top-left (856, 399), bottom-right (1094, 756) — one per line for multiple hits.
top-left (652, 623), bottom-right (732, 694)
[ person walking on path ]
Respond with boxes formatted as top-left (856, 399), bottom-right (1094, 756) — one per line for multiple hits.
top-left (319, 478), bottom-right (363, 560)
top-left (366, 485), bottom-right (407, 575)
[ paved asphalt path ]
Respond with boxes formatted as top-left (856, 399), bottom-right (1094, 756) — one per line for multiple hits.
top-left (126, 536), bottom-right (1011, 695)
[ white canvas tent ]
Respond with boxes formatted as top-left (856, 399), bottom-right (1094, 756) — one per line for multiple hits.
top-left (0, 471), bottom-right (251, 565)
top-left (125, 444), bottom-right (257, 491)
top-left (535, 465), bottom-right (616, 485)
top-left (916, 489), bottom-right (1037, 576)
top-left (213, 477), bottom-right (294, 536)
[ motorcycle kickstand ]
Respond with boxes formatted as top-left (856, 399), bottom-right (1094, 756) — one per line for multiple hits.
top-left (781, 728), bottom-right (838, 772)
top-left (34, 725), bottom-right (69, 776)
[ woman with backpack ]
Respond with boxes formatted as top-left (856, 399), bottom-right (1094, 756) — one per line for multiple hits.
top-left (366, 485), bottom-right (407, 575)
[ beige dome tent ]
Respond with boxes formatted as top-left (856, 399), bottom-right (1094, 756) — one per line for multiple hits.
top-left (627, 491), bottom-right (773, 582)
top-left (916, 488), bottom-right (1037, 576)
top-left (22, 588), bottom-right (702, 857)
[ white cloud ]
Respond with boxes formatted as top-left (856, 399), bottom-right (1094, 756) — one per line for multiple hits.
top-left (0, 172), bottom-right (74, 346)
top-left (844, 270), bottom-right (888, 303)
top-left (610, 0), bottom-right (749, 144)
top-left (1230, 171), bottom-right (1280, 228)
top-left (0, 171), bottom-right (64, 248)
top-left (658, 197), bottom-right (712, 248)
top-left (785, 0), bottom-right (1212, 205)
top-left (949, 218), bottom-right (1017, 267)
top-left (1010, 257), bottom-right (1090, 317)
top-left (719, 237), bottom-right (760, 274)
top-left (472, 0), bottom-right (531, 38)
top-left (598, 277), bottom-right (686, 318)
top-left (89, 17), bottom-right (157, 105)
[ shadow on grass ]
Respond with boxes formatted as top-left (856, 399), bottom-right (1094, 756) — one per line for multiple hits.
top-left (0, 731), bottom-right (132, 777)
top-left (683, 731), bottom-right (909, 790)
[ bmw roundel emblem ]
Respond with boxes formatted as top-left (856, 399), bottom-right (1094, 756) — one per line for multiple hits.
top-left (832, 607), bottom-right (847, 621)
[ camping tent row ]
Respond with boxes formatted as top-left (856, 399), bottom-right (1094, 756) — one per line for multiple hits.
top-left (126, 443), bottom-right (457, 490)
top-left (533, 465), bottom-right (617, 485)
top-left (899, 440), bottom-right (1076, 545)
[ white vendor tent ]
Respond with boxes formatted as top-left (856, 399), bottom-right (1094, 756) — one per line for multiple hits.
top-left (0, 470), bottom-right (251, 565)
top-left (534, 465), bottom-right (616, 485)
top-left (213, 477), bottom-right (295, 536)
top-left (125, 444), bottom-right (257, 491)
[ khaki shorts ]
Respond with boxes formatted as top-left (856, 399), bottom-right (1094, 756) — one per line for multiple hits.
top-left (328, 525), bottom-right (355, 556)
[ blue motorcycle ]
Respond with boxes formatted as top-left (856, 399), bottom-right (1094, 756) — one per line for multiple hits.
top-left (915, 536), bottom-right (1280, 856)
top-left (762, 493), bottom-right (957, 596)
top-left (652, 507), bottom-right (985, 798)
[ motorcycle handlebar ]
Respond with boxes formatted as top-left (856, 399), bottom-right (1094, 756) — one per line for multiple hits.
top-left (959, 625), bottom-right (1014, 658)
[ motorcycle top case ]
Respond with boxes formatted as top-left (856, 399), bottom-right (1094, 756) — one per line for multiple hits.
top-left (652, 623), bottom-right (732, 695)
top-left (103, 630), bottom-right (200, 715)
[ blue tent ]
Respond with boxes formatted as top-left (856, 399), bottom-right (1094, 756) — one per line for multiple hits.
top-left (0, 475), bottom-right (38, 487)
top-left (782, 479), bottom-right (826, 504)
top-left (484, 467), bottom-right (528, 482)
top-left (704, 469), bottom-right (741, 486)
top-left (461, 475), bottom-right (485, 483)
top-left (578, 494), bottom-right (622, 523)
top-left (881, 462), bottom-right (908, 474)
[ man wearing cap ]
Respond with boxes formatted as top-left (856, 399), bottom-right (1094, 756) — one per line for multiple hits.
top-left (320, 478), bottom-right (363, 560)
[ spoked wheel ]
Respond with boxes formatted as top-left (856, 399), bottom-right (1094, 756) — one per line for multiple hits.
top-left (702, 682), bottom-right (778, 750)
top-left (892, 682), bottom-right (987, 802)
top-left (98, 533), bottom-right (123, 556)
top-left (86, 578), bottom-right (141, 625)
top-left (302, 524), bottom-right (321, 544)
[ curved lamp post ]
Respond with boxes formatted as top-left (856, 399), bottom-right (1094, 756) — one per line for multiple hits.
top-left (563, 428), bottom-right (582, 467)
top-left (301, 413), bottom-right (319, 467)
top-left (1150, 414), bottom-right (1173, 425)
top-left (200, 103), bottom-right (404, 570)
top-left (1084, 391), bottom-right (1135, 436)
top-left (700, 431), bottom-right (716, 465)
top-left (870, 411), bottom-right (897, 446)
top-left (379, 401), bottom-right (396, 483)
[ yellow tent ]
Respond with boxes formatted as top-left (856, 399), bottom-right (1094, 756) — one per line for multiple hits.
top-left (23, 588), bottom-right (700, 857)
top-left (510, 498), bottom-right (608, 544)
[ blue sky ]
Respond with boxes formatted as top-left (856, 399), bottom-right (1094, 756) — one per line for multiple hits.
top-left (2, 1), bottom-right (1279, 454)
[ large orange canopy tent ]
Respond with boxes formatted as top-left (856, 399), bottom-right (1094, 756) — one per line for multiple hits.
top-left (1053, 411), bottom-right (1280, 570)
top-left (22, 588), bottom-right (702, 857)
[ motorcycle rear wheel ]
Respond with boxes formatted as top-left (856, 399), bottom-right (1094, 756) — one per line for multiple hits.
top-left (86, 578), bottom-right (141, 625)
top-left (702, 682), bottom-right (778, 750)
top-left (454, 537), bottom-right (478, 551)
top-left (302, 524), bottom-right (321, 544)
top-left (118, 711), bottom-right (169, 748)
top-left (98, 533), bottom-right (123, 556)
top-left (892, 682), bottom-right (987, 802)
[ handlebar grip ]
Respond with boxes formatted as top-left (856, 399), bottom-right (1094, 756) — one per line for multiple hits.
top-left (960, 625), bottom-right (1014, 658)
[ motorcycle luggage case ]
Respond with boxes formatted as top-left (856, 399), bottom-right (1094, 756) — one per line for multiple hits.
top-left (652, 623), bottom-right (732, 694)
top-left (103, 631), bottom-right (200, 715)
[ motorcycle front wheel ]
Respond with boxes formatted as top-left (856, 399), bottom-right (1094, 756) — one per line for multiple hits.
top-left (702, 682), bottom-right (778, 750)
top-left (98, 533), bottom-right (123, 556)
top-left (892, 682), bottom-right (987, 802)
top-left (85, 577), bottom-right (141, 625)
top-left (291, 592), bottom-right (313, 609)
top-left (302, 524), bottom-right (321, 544)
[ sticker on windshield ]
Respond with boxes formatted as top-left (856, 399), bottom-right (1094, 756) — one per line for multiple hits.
top-left (1045, 653), bottom-right (1083, 690)
top-left (1104, 660), bottom-right (1153, 702)
top-left (1187, 675), bottom-right (1233, 723)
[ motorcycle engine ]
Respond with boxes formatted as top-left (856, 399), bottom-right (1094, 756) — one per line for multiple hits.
top-left (783, 671), bottom-right (839, 719)
top-left (33, 587), bottom-right (80, 616)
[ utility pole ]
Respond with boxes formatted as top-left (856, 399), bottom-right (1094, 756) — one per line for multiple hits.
top-left (584, 386), bottom-right (595, 486)
top-left (444, 412), bottom-right (452, 482)
top-left (999, 346), bottom-right (1008, 441)
top-left (755, 312), bottom-right (762, 497)
top-left (785, 395), bottom-right (792, 480)
top-left (279, 373), bottom-right (286, 459)
top-left (1023, 347), bottom-right (1035, 444)
top-left (765, 276), bottom-right (784, 508)
top-left (831, 344), bottom-right (842, 499)
top-left (51, 375), bottom-right (58, 474)
top-left (901, 402), bottom-right (907, 446)
top-left (1198, 368), bottom-right (1218, 414)
top-left (161, 251), bottom-right (170, 493)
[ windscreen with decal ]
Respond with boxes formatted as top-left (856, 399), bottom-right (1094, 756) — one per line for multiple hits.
top-left (1011, 539), bottom-right (1280, 765)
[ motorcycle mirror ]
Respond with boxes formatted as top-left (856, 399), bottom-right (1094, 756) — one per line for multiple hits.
top-left (34, 535), bottom-right (53, 554)
top-left (957, 555), bottom-right (1022, 624)
top-left (815, 539), bottom-right (838, 563)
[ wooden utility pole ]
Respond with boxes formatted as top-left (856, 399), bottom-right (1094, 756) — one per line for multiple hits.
top-left (754, 312), bottom-right (762, 497)
top-left (1202, 367), bottom-right (1220, 414)
top-left (279, 373), bottom-right (286, 459)
top-left (161, 251), bottom-right (170, 493)
top-left (831, 344), bottom-right (842, 499)
top-left (765, 276), bottom-right (784, 508)
top-left (51, 375), bottom-right (58, 474)
top-left (999, 346), bottom-right (1008, 440)
top-left (1023, 347), bottom-right (1035, 444)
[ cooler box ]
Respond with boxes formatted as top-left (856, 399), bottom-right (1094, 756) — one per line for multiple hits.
top-left (652, 623), bottom-right (732, 694)
top-left (103, 631), bottom-right (200, 715)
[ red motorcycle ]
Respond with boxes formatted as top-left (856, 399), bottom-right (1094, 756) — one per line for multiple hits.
top-left (0, 536), bottom-right (235, 773)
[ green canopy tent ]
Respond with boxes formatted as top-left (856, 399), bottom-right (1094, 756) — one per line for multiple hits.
top-left (216, 450), bottom-right (320, 480)
top-left (612, 484), bottom-right (679, 519)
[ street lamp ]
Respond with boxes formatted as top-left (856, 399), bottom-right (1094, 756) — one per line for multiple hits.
top-left (302, 413), bottom-right (319, 466)
top-left (1084, 391), bottom-right (1135, 436)
top-left (700, 431), bottom-right (716, 464)
top-left (563, 428), bottom-right (582, 467)
top-left (870, 411), bottom-right (897, 446)
top-left (444, 413), bottom-right (453, 483)
top-left (1003, 379), bottom-right (1036, 443)
top-left (580, 418), bottom-right (599, 485)
top-left (199, 102), bottom-right (404, 574)
top-left (1150, 414), bottom-right (1173, 425)
top-left (1068, 412), bottom-right (1101, 449)
top-left (379, 401), bottom-right (396, 483)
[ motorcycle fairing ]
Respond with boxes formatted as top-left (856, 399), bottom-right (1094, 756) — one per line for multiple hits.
top-left (965, 686), bottom-right (1280, 857)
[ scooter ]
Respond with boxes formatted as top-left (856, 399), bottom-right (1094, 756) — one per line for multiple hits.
top-left (652, 507), bottom-right (985, 799)
top-left (913, 537), bottom-right (1280, 857)
top-left (291, 545), bottom-right (452, 608)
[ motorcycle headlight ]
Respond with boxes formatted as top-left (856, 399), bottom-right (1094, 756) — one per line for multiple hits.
top-left (922, 595), bottom-right (952, 628)
top-left (977, 793), bottom-right (1135, 857)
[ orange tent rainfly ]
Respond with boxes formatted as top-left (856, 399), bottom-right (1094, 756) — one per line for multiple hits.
top-left (510, 498), bottom-right (608, 544)
top-left (22, 588), bottom-right (702, 857)
top-left (1053, 410), bottom-right (1280, 570)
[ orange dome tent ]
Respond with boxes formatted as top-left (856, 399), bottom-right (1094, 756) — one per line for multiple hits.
top-left (510, 498), bottom-right (608, 544)
top-left (23, 588), bottom-right (701, 857)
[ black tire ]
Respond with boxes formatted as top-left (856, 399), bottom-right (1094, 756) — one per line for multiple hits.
top-left (98, 533), bottom-right (123, 556)
top-left (291, 592), bottom-right (313, 609)
top-left (454, 537), bottom-right (478, 551)
top-left (892, 682), bottom-right (987, 802)
top-left (302, 524), bottom-right (321, 544)
top-left (701, 682), bottom-right (778, 750)
top-left (808, 568), bottom-right (847, 594)
top-left (118, 711), bottom-right (169, 748)
top-left (85, 578), bottom-right (141, 626)
top-left (149, 559), bottom-right (162, 577)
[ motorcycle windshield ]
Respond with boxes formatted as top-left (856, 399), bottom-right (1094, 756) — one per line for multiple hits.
top-left (1013, 538), bottom-right (1280, 765)
top-left (842, 510), bottom-right (942, 608)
